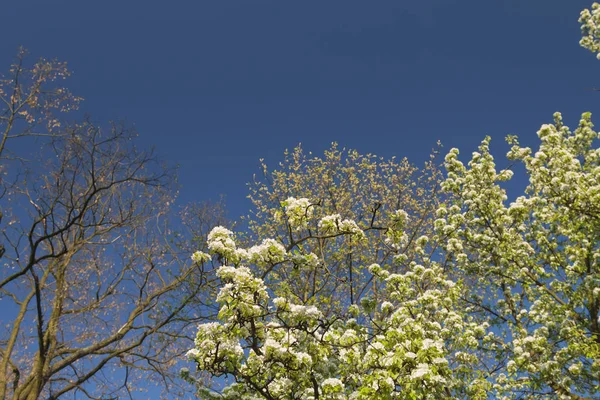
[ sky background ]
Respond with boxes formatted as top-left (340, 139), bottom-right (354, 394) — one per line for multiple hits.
top-left (1, 0), bottom-right (598, 220)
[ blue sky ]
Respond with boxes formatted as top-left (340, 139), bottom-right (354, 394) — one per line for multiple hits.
top-left (2, 0), bottom-right (598, 219)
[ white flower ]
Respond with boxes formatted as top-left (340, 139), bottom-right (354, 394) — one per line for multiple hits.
top-left (568, 363), bottom-right (581, 375)
top-left (410, 363), bottom-right (430, 379)
top-left (186, 348), bottom-right (200, 360)
top-left (191, 251), bottom-right (210, 263)
top-left (245, 238), bottom-right (287, 266)
top-left (322, 378), bottom-right (343, 390)
top-left (207, 226), bottom-right (242, 263)
top-left (289, 303), bottom-right (322, 319)
top-left (318, 214), bottom-right (365, 237)
top-left (432, 357), bottom-right (448, 365)
top-left (281, 197), bottom-right (313, 230)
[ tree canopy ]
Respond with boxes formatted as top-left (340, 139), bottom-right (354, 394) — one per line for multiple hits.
top-left (0, 51), bottom-right (227, 400)
top-left (244, 143), bottom-right (445, 316)
top-left (184, 3), bottom-right (600, 398)
top-left (185, 111), bottom-right (600, 399)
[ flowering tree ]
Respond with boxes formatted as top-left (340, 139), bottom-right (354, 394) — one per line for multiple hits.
top-left (184, 3), bottom-right (600, 394)
top-left (245, 143), bottom-right (446, 317)
top-left (438, 112), bottom-right (600, 398)
top-left (580, 2), bottom-right (600, 58)
top-left (186, 110), bottom-right (599, 398)
top-left (186, 221), bottom-right (489, 399)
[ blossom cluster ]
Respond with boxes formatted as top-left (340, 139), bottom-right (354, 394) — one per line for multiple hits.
top-left (187, 223), bottom-right (488, 398)
top-left (187, 110), bottom-right (600, 398)
top-left (580, 2), bottom-right (600, 58)
top-left (276, 197), bottom-right (314, 231)
top-left (318, 214), bottom-right (365, 238)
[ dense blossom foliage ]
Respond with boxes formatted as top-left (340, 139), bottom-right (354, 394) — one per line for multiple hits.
top-left (580, 2), bottom-right (600, 58)
top-left (183, 5), bottom-right (600, 398)
top-left (186, 219), bottom-right (488, 399)
top-left (437, 112), bottom-right (600, 398)
top-left (186, 111), bottom-right (600, 399)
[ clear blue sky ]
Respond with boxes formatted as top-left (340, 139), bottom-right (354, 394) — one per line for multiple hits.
top-left (2, 0), bottom-right (598, 219)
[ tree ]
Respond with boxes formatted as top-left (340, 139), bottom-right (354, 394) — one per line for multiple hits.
top-left (0, 52), bottom-right (226, 399)
top-left (0, 48), bottom-right (81, 160)
top-left (184, 4), bottom-right (600, 397)
top-left (244, 143), bottom-right (445, 317)
top-left (185, 223), bottom-right (487, 399)
top-left (438, 113), bottom-right (599, 398)
top-left (185, 117), bottom-right (600, 400)
top-left (580, 3), bottom-right (600, 58)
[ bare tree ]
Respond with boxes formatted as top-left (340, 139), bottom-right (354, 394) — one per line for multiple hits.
top-left (0, 48), bottom-right (81, 159)
top-left (0, 52), bottom-right (225, 399)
